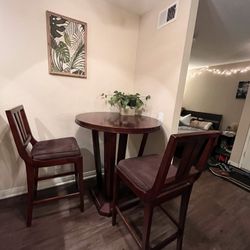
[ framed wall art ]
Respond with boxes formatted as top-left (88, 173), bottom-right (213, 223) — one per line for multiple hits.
top-left (46, 11), bottom-right (87, 78)
top-left (236, 81), bottom-right (250, 99)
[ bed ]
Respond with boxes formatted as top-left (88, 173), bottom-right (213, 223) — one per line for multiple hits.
top-left (178, 109), bottom-right (222, 133)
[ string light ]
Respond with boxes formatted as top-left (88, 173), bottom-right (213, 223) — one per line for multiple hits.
top-left (188, 65), bottom-right (250, 79)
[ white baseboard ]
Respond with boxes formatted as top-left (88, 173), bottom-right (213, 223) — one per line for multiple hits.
top-left (0, 170), bottom-right (96, 200)
top-left (228, 160), bottom-right (239, 168)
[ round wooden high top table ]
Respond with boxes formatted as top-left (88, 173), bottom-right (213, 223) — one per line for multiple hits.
top-left (75, 112), bottom-right (161, 216)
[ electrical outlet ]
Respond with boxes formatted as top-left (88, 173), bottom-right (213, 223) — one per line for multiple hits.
top-left (158, 112), bottom-right (164, 122)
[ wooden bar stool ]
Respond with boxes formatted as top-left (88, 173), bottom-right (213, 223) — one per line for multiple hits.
top-left (112, 131), bottom-right (220, 250)
top-left (6, 105), bottom-right (84, 227)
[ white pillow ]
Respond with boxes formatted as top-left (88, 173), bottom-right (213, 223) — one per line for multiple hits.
top-left (179, 114), bottom-right (191, 126)
top-left (203, 121), bottom-right (213, 130)
top-left (190, 120), bottom-right (213, 130)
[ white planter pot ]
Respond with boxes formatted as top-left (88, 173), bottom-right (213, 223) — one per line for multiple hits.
top-left (120, 108), bottom-right (136, 116)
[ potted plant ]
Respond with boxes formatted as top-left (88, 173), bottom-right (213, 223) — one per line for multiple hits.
top-left (102, 91), bottom-right (151, 115)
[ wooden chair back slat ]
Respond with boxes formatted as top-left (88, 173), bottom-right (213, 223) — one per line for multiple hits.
top-left (151, 131), bottom-right (220, 196)
top-left (14, 111), bottom-right (28, 145)
top-left (175, 141), bottom-right (196, 180)
top-left (175, 137), bottom-right (208, 180)
top-left (6, 105), bottom-right (36, 161)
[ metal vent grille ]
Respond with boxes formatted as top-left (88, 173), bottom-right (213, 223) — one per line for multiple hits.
top-left (167, 3), bottom-right (177, 22)
top-left (158, 9), bottom-right (168, 28)
top-left (157, 1), bottom-right (178, 29)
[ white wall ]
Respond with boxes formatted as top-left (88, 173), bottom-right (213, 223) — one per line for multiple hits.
top-left (134, 0), bottom-right (199, 142)
top-left (0, 0), bottom-right (139, 196)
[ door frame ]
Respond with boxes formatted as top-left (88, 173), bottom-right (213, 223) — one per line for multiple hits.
top-left (239, 125), bottom-right (250, 171)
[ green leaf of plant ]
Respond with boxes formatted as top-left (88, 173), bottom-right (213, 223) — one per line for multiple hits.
top-left (102, 91), bottom-right (150, 110)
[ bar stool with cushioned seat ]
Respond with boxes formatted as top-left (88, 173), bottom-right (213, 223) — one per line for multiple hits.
top-left (112, 131), bottom-right (220, 250)
top-left (6, 105), bottom-right (84, 227)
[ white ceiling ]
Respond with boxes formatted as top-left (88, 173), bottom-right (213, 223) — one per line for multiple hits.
top-left (106, 0), bottom-right (250, 68)
top-left (106, 0), bottom-right (161, 15)
top-left (190, 0), bottom-right (250, 68)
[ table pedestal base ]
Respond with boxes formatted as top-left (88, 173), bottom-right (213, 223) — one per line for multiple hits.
top-left (90, 188), bottom-right (112, 216)
top-left (90, 187), bottom-right (140, 217)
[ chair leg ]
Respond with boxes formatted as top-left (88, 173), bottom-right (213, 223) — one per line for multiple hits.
top-left (76, 158), bottom-right (84, 212)
top-left (26, 166), bottom-right (35, 227)
top-left (112, 172), bottom-right (120, 226)
top-left (176, 186), bottom-right (193, 250)
top-left (33, 168), bottom-right (38, 199)
top-left (74, 165), bottom-right (79, 190)
top-left (142, 203), bottom-right (154, 250)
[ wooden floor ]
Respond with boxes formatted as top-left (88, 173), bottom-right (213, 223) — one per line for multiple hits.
top-left (0, 171), bottom-right (249, 250)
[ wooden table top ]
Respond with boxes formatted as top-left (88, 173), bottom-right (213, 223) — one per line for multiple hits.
top-left (75, 112), bottom-right (161, 134)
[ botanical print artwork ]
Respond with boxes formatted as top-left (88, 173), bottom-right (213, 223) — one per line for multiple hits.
top-left (46, 11), bottom-right (87, 78)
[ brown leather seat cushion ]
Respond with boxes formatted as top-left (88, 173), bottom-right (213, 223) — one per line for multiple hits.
top-left (31, 137), bottom-right (81, 160)
top-left (117, 154), bottom-right (198, 193)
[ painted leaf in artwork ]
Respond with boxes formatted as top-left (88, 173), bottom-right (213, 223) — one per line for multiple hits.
top-left (64, 22), bottom-right (85, 52)
top-left (63, 66), bottom-right (71, 73)
top-left (69, 42), bottom-right (85, 73)
top-left (50, 15), bottom-right (67, 38)
top-left (62, 22), bottom-right (86, 75)
top-left (55, 41), bottom-right (70, 63)
top-left (64, 32), bottom-right (71, 47)
top-left (50, 37), bottom-right (57, 49)
top-left (51, 49), bottom-right (63, 72)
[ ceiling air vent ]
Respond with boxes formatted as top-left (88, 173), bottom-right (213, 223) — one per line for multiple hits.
top-left (157, 1), bottom-right (178, 29)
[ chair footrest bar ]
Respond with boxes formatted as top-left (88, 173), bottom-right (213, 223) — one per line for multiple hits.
top-left (33, 192), bottom-right (80, 205)
top-left (37, 171), bottom-right (76, 181)
top-left (116, 206), bottom-right (142, 249)
top-left (151, 232), bottom-right (178, 250)
top-left (119, 197), bottom-right (140, 211)
top-left (158, 205), bottom-right (179, 228)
